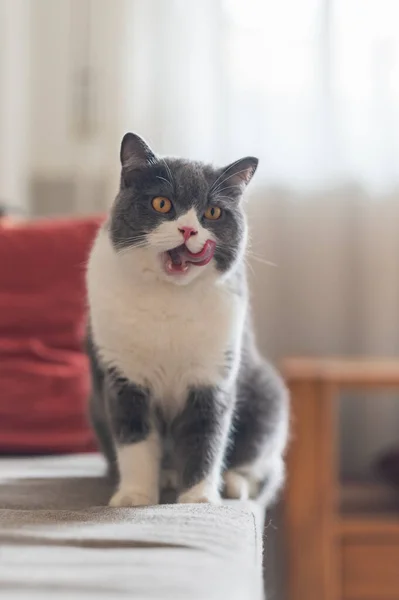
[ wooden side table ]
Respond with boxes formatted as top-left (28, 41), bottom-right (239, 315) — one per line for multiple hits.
top-left (282, 358), bottom-right (399, 600)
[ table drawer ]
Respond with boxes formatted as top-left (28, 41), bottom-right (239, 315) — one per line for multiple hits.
top-left (342, 539), bottom-right (399, 599)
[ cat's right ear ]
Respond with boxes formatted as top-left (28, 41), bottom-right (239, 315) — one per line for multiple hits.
top-left (120, 132), bottom-right (157, 171)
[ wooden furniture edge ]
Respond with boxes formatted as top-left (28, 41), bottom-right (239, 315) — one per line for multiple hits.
top-left (281, 357), bottom-right (399, 386)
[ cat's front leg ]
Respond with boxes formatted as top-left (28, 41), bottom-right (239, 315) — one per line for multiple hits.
top-left (106, 372), bottom-right (161, 507)
top-left (173, 386), bottom-right (232, 504)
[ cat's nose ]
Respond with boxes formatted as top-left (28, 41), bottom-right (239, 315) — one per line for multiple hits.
top-left (178, 226), bottom-right (198, 242)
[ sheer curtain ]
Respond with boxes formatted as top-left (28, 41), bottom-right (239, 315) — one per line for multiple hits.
top-left (0, 0), bottom-right (30, 211)
top-left (224, 0), bottom-right (399, 192)
top-left (124, 0), bottom-right (399, 192)
top-left (4, 0), bottom-right (397, 473)
top-left (123, 0), bottom-right (399, 476)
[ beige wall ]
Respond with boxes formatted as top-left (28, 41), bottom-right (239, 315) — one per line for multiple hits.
top-left (0, 0), bottom-right (30, 211)
top-left (1, 0), bottom-right (128, 215)
top-left (247, 189), bottom-right (399, 477)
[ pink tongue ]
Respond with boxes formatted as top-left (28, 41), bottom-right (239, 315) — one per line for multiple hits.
top-left (181, 239), bottom-right (216, 265)
top-left (167, 240), bottom-right (216, 273)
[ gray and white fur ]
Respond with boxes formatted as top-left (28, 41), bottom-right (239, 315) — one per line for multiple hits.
top-left (86, 133), bottom-right (289, 507)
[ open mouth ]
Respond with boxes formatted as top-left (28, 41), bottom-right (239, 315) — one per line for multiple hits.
top-left (163, 239), bottom-right (216, 275)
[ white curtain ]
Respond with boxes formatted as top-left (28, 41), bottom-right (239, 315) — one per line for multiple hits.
top-left (0, 0), bottom-right (30, 211)
top-left (3, 0), bottom-right (398, 475)
top-left (123, 0), bottom-right (399, 477)
top-left (124, 0), bottom-right (399, 192)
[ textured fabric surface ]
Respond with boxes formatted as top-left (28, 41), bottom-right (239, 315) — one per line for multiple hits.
top-left (0, 454), bottom-right (264, 599)
top-left (0, 216), bottom-right (102, 453)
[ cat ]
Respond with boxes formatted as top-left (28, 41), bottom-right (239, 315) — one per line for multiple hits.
top-left (86, 132), bottom-right (289, 507)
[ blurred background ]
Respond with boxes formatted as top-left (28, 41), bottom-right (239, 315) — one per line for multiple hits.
top-left (2, 0), bottom-right (398, 476)
top-left (1, 0), bottom-right (399, 597)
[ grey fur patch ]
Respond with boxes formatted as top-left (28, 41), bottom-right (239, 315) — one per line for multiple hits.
top-left (106, 371), bottom-right (151, 446)
top-left (86, 328), bottom-right (116, 467)
top-left (226, 346), bottom-right (289, 470)
top-left (87, 328), bottom-right (151, 455)
top-left (171, 386), bottom-right (230, 491)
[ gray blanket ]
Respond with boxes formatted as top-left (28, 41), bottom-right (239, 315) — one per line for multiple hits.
top-left (0, 454), bottom-right (264, 599)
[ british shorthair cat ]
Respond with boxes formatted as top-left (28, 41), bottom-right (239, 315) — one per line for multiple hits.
top-left (86, 133), bottom-right (289, 507)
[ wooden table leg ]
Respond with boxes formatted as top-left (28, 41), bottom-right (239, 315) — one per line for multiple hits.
top-left (284, 379), bottom-right (340, 600)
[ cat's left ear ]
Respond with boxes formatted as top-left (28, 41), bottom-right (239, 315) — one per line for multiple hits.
top-left (215, 157), bottom-right (258, 191)
top-left (120, 132), bottom-right (157, 170)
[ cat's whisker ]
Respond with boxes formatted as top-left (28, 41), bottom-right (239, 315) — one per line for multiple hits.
top-left (209, 158), bottom-right (244, 193)
top-left (114, 237), bottom-right (146, 246)
top-left (246, 237), bottom-right (271, 254)
top-left (116, 236), bottom-right (148, 245)
top-left (243, 257), bottom-right (256, 277)
top-left (213, 195), bottom-right (234, 202)
top-left (161, 158), bottom-right (174, 189)
top-left (213, 169), bottom-right (253, 195)
top-left (115, 239), bottom-right (150, 254)
top-left (245, 252), bottom-right (277, 268)
top-left (156, 175), bottom-right (173, 189)
top-left (120, 216), bottom-right (151, 242)
top-left (213, 184), bottom-right (242, 196)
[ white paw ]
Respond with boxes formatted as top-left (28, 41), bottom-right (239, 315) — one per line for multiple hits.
top-left (109, 487), bottom-right (158, 508)
top-left (178, 491), bottom-right (221, 504)
top-left (178, 480), bottom-right (221, 504)
top-left (223, 470), bottom-right (250, 500)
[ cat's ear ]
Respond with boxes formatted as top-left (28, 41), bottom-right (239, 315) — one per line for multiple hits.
top-left (216, 157), bottom-right (258, 191)
top-left (120, 132), bottom-right (157, 170)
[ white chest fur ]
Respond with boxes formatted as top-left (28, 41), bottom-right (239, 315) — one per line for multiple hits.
top-left (87, 229), bottom-right (246, 411)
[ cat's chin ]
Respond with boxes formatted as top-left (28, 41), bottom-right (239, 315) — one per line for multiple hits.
top-left (159, 260), bottom-right (200, 285)
top-left (163, 257), bottom-right (191, 276)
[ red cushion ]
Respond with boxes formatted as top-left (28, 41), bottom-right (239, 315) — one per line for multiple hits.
top-left (0, 216), bottom-right (103, 453)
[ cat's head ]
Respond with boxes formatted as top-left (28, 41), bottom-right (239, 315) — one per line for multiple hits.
top-left (109, 133), bottom-right (258, 285)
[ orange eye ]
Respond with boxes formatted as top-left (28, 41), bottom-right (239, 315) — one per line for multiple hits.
top-left (204, 206), bottom-right (222, 220)
top-left (152, 196), bottom-right (172, 213)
